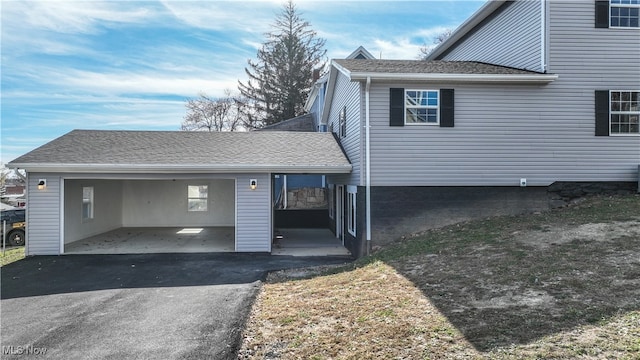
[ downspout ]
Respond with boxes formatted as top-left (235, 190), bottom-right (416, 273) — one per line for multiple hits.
top-left (365, 76), bottom-right (372, 255)
top-left (540, 0), bottom-right (547, 72)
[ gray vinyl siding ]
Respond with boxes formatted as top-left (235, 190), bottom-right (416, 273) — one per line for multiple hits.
top-left (235, 173), bottom-right (271, 252)
top-left (368, 80), bottom-right (639, 186)
top-left (326, 71), bottom-right (362, 185)
top-left (439, 0), bottom-right (544, 72)
top-left (26, 174), bottom-right (61, 255)
top-left (367, 1), bottom-right (639, 187)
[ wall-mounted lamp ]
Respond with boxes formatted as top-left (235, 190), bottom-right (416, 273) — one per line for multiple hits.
top-left (249, 179), bottom-right (257, 190)
top-left (37, 179), bottom-right (47, 190)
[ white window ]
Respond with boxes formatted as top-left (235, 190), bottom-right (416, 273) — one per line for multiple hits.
top-left (339, 106), bottom-right (347, 137)
top-left (610, 90), bottom-right (640, 135)
top-left (610, 0), bottom-right (640, 28)
top-left (347, 185), bottom-right (357, 236)
top-left (188, 185), bottom-right (208, 212)
top-left (405, 90), bottom-right (439, 125)
top-left (82, 186), bottom-right (94, 221)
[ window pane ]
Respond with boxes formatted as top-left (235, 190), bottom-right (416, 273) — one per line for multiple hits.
top-left (188, 185), bottom-right (207, 198)
top-left (406, 91), bottom-right (418, 106)
top-left (406, 108), bottom-right (426, 123)
top-left (188, 185), bottom-right (208, 211)
top-left (188, 199), bottom-right (207, 212)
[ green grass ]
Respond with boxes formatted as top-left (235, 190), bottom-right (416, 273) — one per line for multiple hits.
top-left (0, 246), bottom-right (25, 266)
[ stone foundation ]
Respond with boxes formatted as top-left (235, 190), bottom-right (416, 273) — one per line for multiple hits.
top-left (285, 187), bottom-right (327, 209)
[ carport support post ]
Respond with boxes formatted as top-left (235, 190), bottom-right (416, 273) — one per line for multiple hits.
top-left (2, 220), bottom-right (6, 255)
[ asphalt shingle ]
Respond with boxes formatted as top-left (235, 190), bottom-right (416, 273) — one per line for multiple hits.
top-left (333, 59), bottom-right (544, 75)
top-left (9, 130), bottom-right (351, 172)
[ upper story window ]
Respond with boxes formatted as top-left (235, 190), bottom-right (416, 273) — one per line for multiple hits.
top-left (339, 106), bottom-right (347, 137)
top-left (611, 0), bottom-right (640, 28)
top-left (610, 91), bottom-right (640, 134)
top-left (405, 90), bottom-right (439, 125)
top-left (188, 185), bottom-right (208, 212)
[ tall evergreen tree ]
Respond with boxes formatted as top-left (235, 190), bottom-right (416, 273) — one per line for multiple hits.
top-left (238, 1), bottom-right (326, 126)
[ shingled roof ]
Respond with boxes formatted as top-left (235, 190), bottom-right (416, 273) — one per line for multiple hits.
top-left (9, 130), bottom-right (352, 174)
top-left (331, 59), bottom-right (557, 83)
top-left (333, 59), bottom-right (542, 75)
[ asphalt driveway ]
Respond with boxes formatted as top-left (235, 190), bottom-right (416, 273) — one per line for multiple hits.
top-left (1, 253), bottom-right (351, 359)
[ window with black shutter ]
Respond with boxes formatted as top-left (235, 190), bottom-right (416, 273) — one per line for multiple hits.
top-left (389, 88), bottom-right (454, 127)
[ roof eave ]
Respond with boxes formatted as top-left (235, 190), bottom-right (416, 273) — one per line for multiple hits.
top-left (349, 72), bottom-right (558, 83)
top-left (426, 0), bottom-right (509, 60)
top-left (8, 163), bottom-right (353, 174)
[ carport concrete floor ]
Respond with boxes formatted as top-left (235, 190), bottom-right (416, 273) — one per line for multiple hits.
top-left (64, 227), bottom-right (235, 254)
top-left (272, 228), bottom-right (351, 256)
top-left (1, 253), bottom-right (352, 359)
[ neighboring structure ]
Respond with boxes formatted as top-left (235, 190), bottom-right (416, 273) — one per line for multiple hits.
top-left (257, 113), bottom-right (316, 132)
top-left (307, 0), bottom-right (639, 257)
top-left (8, 130), bottom-right (350, 255)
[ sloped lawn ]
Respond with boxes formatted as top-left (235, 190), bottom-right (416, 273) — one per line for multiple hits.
top-left (240, 195), bottom-right (640, 359)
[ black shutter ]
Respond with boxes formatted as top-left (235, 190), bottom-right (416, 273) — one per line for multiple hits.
top-left (595, 0), bottom-right (609, 28)
top-left (595, 90), bottom-right (610, 136)
top-left (389, 88), bottom-right (405, 126)
top-left (440, 89), bottom-right (455, 127)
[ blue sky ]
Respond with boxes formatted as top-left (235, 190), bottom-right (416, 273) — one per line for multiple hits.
top-left (1, 0), bottom-right (485, 164)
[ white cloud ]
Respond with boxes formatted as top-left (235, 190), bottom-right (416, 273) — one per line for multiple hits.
top-left (3, 1), bottom-right (154, 34)
top-left (160, 0), bottom-right (274, 33)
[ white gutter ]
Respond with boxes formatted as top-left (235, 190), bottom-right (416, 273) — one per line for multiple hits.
top-left (365, 76), bottom-right (372, 255)
top-left (348, 73), bottom-right (558, 83)
top-left (540, 0), bottom-right (546, 72)
top-left (8, 163), bottom-right (353, 174)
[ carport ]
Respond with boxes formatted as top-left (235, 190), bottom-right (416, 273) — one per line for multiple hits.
top-left (61, 176), bottom-right (237, 254)
top-left (8, 130), bottom-right (352, 256)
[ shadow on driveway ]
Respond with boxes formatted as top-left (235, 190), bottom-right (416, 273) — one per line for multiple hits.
top-left (1, 253), bottom-right (351, 360)
top-left (1, 253), bottom-right (350, 299)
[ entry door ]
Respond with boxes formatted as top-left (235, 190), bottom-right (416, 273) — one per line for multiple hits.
top-left (336, 185), bottom-right (344, 244)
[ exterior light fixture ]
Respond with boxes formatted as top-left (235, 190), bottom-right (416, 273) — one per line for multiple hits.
top-left (37, 179), bottom-right (47, 190)
top-left (249, 179), bottom-right (257, 190)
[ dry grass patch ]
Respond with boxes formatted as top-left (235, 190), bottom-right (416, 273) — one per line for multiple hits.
top-left (240, 195), bottom-right (640, 359)
top-left (240, 261), bottom-right (479, 359)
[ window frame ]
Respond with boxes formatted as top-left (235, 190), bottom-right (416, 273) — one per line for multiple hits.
top-left (346, 185), bottom-right (357, 237)
top-left (610, 0), bottom-right (640, 29)
top-left (82, 186), bottom-right (94, 222)
top-left (609, 90), bottom-right (640, 136)
top-left (187, 185), bottom-right (209, 212)
top-left (339, 106), bottom-right (347, 137)
top-left (404, 89), bottom-right (440, 126)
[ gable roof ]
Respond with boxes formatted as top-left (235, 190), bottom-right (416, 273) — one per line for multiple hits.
top-left (332, 59), bottom-right (557, 83)
top-left (426, 0), bottom-right (510, 60)
top-left (346, 46), bottom-right (376, 60)
top-left (9, 130), bottom-right (352, 174)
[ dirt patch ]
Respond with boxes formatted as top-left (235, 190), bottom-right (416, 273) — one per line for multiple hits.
top-left (517, 220), bottom-right (640, 249)
top-left (389, 215), bottom-right (640, 351)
